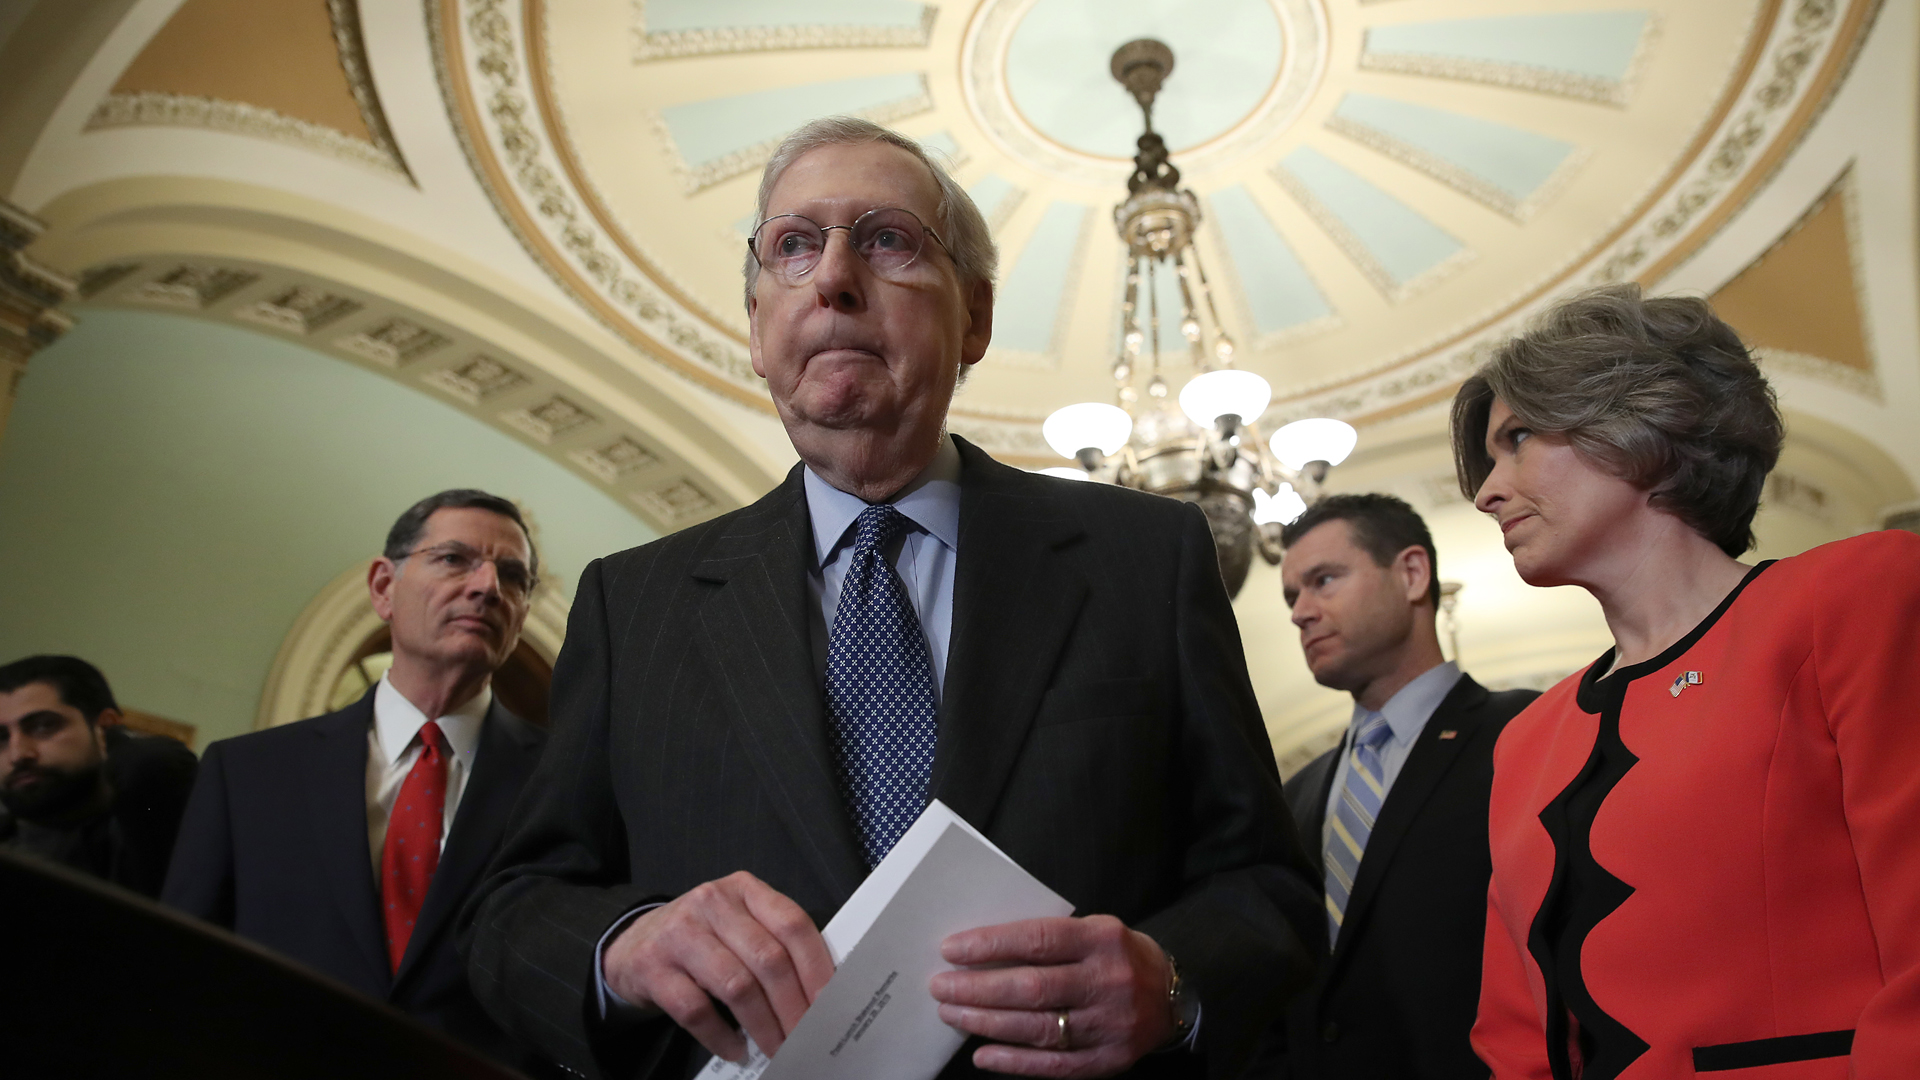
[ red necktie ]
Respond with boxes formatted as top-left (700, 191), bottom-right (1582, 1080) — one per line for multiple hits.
top-left (381, 720), bottom-right (449, 974)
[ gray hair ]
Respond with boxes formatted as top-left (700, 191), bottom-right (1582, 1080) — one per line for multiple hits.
top-left (742, 116), bottom-right (997, 307)
top-left (384, 488), bottom-right (539, 579)
top-left (1451, 284), bottom-right (1783, 557)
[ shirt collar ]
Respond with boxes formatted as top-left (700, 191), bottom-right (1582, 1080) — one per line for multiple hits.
top-left (373, 673), bottom-right (489, 767)
top-left (803, 433), bottom-right (963, 569)
top-left (1350, 661), bottom-right (1462, 746)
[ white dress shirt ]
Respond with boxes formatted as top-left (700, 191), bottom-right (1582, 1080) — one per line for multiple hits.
top-left (365, 674), bottom-right (489, 874)
top-left (803, 433), bottom-right (962, 701)
top-left (1321, 661), bottom-right (1462, 852)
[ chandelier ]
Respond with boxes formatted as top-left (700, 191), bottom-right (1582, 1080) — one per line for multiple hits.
top-left (1041, 39), bottom-right (1356, 598)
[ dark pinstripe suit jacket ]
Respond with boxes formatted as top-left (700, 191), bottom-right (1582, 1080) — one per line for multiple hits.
top-left (462, 436), bottom-right (1320, 1080)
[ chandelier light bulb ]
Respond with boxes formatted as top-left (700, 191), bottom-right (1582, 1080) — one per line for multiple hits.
top-left (1181, 317), bottom-right (1201, 341)
top-left (1179, 368), bottom-right (1271, 428)
top-left (1252, 484), bottom-right (1309, 526)
top-left (1270, 417), bottom-right (1358, 471)
top-left (1043, 402), bottom-right (1134, 459)
top-left (1213, 335), bottom-right (1236, 364)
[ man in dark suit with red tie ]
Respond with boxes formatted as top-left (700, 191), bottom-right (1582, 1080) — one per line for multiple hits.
top-left (1264, 494), bottom-right (1539, 1080)
top-left (164, 490), bottom-right (548, 1068)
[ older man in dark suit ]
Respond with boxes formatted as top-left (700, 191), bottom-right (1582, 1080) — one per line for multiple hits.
top-left (164, 490), bottom-right (548, 1068)
top-left (463, 117), bottom-right (1319, 1080)
top-left (1269, 494), bottom-right (1539, 1080)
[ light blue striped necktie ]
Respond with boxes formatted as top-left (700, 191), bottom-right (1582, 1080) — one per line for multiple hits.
top-left (1325, 710), bottom-right (1394, 948)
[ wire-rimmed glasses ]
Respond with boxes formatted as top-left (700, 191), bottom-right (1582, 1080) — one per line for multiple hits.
top-left (398, 542), bottom-right (538, 599)
top-left (748, 207), bottom-right (950, 283)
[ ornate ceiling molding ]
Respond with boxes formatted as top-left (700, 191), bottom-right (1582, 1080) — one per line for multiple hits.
top-left (86, 90), bottom-right (410, 178)
top-left (959, 0), bottom-right (1330, 186)
top-left (1270, 163), bottom-right (1476, 303)
top-left (0, 200), bottom-right (78, 445)
top-left (1323, 114), bottom-right (1589, 223)
top-left (1356, 35), bottom-right (1657, 109)
top-left (427, 0), bottom-right (1880, 456)
top-left (1591, 0), bottom-right (1867, 286)
top-left (1763, 348), bottom-right (1882, 401)
top-left (431, 0), bottom-right (771, 412)
top-left (649, 77), bottom-right (933, 194)
top-left (73, 252), bottom-right (735, 533)
top-left (328, 0), bottom-right (415, 180)
top-left (632, 1), bottom-right (940, 61)
top-left (1263, 0), bottom-right (1879, 432)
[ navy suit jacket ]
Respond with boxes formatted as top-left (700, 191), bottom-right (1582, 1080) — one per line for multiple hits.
top-left (1262, 674), bottom-right (1536, 1080)
top-left (163, 690), bottom-right (545, 1067)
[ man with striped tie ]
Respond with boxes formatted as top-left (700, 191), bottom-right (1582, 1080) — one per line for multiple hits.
top-left (1272, 495), bottom-right (1539, 1080)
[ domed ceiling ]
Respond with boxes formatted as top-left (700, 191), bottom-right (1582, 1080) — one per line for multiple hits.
top-left (434, 0), bottom-right (1865, 460)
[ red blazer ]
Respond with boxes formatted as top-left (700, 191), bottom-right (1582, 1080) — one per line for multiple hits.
top-left (1473, 530), bottom-right (1920, 1080)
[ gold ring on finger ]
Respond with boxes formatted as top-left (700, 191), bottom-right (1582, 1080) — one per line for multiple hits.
top-left (1055, 1008), bottom-right (1070, 1051)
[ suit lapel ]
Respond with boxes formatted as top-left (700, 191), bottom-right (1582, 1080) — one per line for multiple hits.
top-left (929, 439), bottom-right (1089, 831)
top-left (394, 702), bottom-right (540, 988)
top-left (302, 694), bottom-right (390, 991)
top-left (1329, 674), bottom-right (1490, 962)
top-left (1300, 735), bottom-right (1344, 858)
top-left (694, 470), bottom-right (869, 903)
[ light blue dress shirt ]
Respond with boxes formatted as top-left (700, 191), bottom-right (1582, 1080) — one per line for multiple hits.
top-left (803, 434), bottom-right (962, 702)
top-left (1321, 661), bottom-right (1463, 853)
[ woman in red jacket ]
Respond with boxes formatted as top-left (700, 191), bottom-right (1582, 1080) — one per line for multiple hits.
top-left (1450, 284), bottom-right (1920, 1080)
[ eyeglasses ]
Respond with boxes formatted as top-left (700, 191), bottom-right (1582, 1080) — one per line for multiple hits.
top-left (399, 543), bottom-right (538, 598)
top-left (748, 207), bottom-right (950, 283)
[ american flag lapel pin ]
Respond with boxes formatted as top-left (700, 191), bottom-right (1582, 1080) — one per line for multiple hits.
top-left (1437, 730), bottom-right (1458, 740)
top-left (1670, 671), bottom-right (1704, 698)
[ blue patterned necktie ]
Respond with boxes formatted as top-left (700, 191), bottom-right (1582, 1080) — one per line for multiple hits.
top-left (825, 504), bottom-right (939, 867)
top-left (1325, 710), bottom-right (1394, 948)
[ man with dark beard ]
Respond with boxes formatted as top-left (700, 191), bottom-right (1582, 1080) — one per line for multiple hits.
top-left (0, 655), bottom-right (198, 897)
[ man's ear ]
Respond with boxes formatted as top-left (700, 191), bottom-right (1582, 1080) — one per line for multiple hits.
top-left (960, 277), bottom-right (994, 367)
top-left (89, 710), bottom-right (118, 754)
top-left (368, 557), bottom-right (399, 623)
top-left (1397, 545), bottom-right (1434, 606)
top-left (747, 294), bottom-right (768, 380)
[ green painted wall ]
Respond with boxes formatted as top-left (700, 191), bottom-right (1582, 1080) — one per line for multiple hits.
top-left (0, 309), bottom-right (657, 747)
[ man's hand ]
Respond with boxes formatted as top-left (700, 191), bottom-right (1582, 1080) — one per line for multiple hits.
top-left (929, 915), bottom-right (1176, 1078)
top-left (601, 871), bottom-right (835, 1064)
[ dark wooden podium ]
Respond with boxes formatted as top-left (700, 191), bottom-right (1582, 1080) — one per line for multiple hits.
top-left (0, 849), bottom-right (528, 1079)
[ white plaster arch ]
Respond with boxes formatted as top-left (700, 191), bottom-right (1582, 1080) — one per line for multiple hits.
top-left (28, 176), bottom-right (788, 531)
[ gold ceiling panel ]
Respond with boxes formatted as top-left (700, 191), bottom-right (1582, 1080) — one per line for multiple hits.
top-left (112, 0), bottom-right (372, 143)
top-left (1714, 166), bottom-right (1877, 397)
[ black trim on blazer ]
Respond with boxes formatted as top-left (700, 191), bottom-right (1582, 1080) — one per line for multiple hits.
top-left (1693, 1029), bottom-right (1854, 1071)
top-left (1528, 560), bottom-right (1776, 1080)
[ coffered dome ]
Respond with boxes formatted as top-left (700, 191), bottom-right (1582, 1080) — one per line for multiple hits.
top-left (436, 0), bottom-right (1845, 461)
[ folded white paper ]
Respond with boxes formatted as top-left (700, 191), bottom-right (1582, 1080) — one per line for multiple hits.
top-left (699, 800), bottom-right (1071, 1080)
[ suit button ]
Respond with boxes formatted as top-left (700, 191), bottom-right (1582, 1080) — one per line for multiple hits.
top-left (1322, 1021), bottom-right (1340, 1043)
